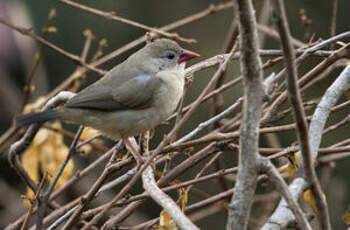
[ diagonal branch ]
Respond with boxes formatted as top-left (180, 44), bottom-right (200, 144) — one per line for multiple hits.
top-left (36, 126), bottom-right (84, 230)
top-left (58, 0), bottom-right (196, 43)
top-left (142, 166), bottom-right (199, 230)
top-left (0, 17), bottom-right (106, 75)
top-left (260, 158), bottom-right (311, 230)
top-left (272, 1), bottom-right (331, 229)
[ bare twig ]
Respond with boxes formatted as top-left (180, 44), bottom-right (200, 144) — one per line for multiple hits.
top-left (36, 126), bottom-right (84, 230)
top-left (173, 98), bottom-right (242, 145)
top-left (273, 1), bottom-right (331, 229)
top-left (61, 144), bottom-right (124, 229)
top-left (0, 17), bottom-right (106, 75)
top-left (330, 0), bottom-right (338, 49)
top-left (21, 172), bottom-right (47, 230)
top-left (58, 0), bottom-right (195, 43)
top-left (264, 31), bottom-right (350, 94)
top-left (258, 0), bottom-right (271, 47)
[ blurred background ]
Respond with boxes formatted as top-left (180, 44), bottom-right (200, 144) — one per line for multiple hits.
top-left (1, 0), bottom-right (350, 229)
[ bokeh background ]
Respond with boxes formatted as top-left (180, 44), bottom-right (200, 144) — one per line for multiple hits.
top-left (1, 0), bottom-right (350, 229)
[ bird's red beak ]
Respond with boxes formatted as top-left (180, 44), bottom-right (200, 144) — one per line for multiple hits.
top-left (178, 49), bottom-right (200, 64)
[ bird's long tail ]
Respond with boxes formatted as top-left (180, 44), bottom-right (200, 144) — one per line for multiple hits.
top-left (15, 110), bottom-right (62, 126)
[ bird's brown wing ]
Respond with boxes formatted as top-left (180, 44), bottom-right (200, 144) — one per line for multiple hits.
top-left (65, 75), bottom-right (162, 111)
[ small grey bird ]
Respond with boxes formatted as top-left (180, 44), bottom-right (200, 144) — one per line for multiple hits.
top-left (16, 39), bottom-right (199, 164)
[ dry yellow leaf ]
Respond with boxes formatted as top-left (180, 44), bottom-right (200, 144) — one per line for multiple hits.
top-left (154, 210), bottom-right (178, 230)
top-left (21, 122), bottom-right (74, 206)
top-left (342, 205), bottom-right (350, 225)
top-left (303, 189), bottom-right (317, 213)
top-left (23, 97), bottom-right (46, 114)
top-left (44, 26), bottom-right (58, 33)
top-left (154, 188), bottom-right (188, 230)
top-left (79, 127), bottom-right (102, 155)
top-left (279, 154), bottom-right (298, 177)
top-left (304, 189), bottom-right (327, 214)
top-left (48, 9), bottom-right (56, 20)
top-left (177, 188), bottom-right (188, 212)
top-left (116, 152), bottom-right (130, 162)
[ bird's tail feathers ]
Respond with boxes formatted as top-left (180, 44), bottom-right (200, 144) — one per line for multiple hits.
top-left (15, 110), bottom-right (62, 126)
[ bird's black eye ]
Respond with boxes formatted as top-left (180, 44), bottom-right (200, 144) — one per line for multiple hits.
top-left (167, 53), bottom-right (175, 60)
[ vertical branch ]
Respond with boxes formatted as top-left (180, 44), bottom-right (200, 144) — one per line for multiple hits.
top-left (258, 0), bottom-right (271, 47)
top-left (36, 126), bottom-right (84, 230)
top-left (211, 15), bottom-right (239, 192)
top-left (21, 172), bottom-right (47, 230)
top-left (330, 0), bottom-right (338, 50)
top-left (227, 0), bottom-right (265, 229)
top-left (212, 15), bottom-right (239, 127)
top-left (272, 0), bottom-right (331, 229)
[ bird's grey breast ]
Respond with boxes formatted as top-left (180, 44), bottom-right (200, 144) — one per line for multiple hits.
top-left (153, 68), bottom-right (185, 118)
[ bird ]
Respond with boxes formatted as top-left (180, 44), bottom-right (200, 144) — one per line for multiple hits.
top-left (15, 39), bottom-right (200, 164)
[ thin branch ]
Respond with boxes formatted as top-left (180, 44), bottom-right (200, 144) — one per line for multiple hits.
top-left (173, 98), bottom-right (242, 145)
top-left (21, 172), bottom-right (47, 230)
top-left (36, 126), bottom-right (84, 230)
top-left (258, 0), bottom-right (272, 47)
top-left (61, 144), bottom-right (124, 229)
top-left (0, 17), bottom-right (106, 75)
top-left (264, 31), bottom-right (350, 94)
top-left (330, 0), bottom-right (338, 49)
top-left (273, 1), bottom-right (331, 229)
top-left (58, 0), bottom-right (195, 43)
top-left (46, 207), bottom-right (77, 230)
top-left (90, 1), bottom-right (233, 69)
top-left (80, 29), bottom-right (95, 62)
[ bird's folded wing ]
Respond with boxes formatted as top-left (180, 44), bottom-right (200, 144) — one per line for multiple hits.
top-left (65, 75), bottom-right (161, 111)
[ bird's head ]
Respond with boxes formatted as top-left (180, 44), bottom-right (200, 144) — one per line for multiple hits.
top-left (138, 39), bottom-right (200, 72)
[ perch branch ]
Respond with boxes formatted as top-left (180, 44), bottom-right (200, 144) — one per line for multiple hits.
top-left (142, 165), bottom-right (199, 230)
